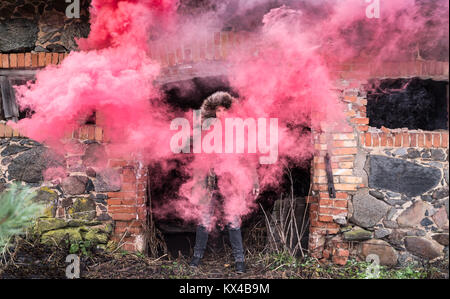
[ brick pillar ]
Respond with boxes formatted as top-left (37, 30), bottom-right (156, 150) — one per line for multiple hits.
top-left (107, 160), bottom-right (148, 252)
top-left (309, 91), bottom-right (363, 263)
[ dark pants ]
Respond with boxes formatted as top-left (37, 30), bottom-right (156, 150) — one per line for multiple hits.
top-left (193, 224), bottom-right (245, 262)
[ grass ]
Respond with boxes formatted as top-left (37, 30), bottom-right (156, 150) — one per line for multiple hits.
top-left (258, 251), bottom-right (444, 279)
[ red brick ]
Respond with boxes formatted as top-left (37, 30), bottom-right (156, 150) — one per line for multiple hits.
top-left (318, 215), bottom-right (333, 222)
top-left (24, 53), bottom-right (32, 67)
top-left (365, 133), bottom-right (371, 146)
top-left (433, 133), bottom-right (440, 147)
top-left (358, 125), bottom-right (368, 131)
top-left (441, 133), bottom-right (448, 148)
top-left (335, 192), bottom-right (348, 199)
top-left (387, 135), bottom-right (393, 147)
top-left (425, 133), bottom-right (432, 148)
top-left (51, 53), bottom-right (59, 65)
top-left (372, 133), bottom-right (379, 147)
top-left (332, 256), bottom-right (348, 266)
top-left (334, 200), bottom-right (348, 208)
top-left (380, 126), bottom-right (389, 133)
top-left (319, 199), bottom-right (333, 207)
top-left (343, 96), bottom-right (357, 103)
top-left (402, 132), bottom-right (410, 147)
top-left (111, 213), bottom-right (136, 221)
top-left (107, 191), bottom-right (136, 198)
top-left (108, 206), bottom-right (138, 213)
top-left (45, 53), bottom-right (52, 65)
top-left (380, 133), bottom-right (387, 146)
top-left (31, 53), bottom-right (39, 67)
top-left (9, 54), bottom-right (17, 68)
top-left (410, 133), bottom-right (417, 147)
top-left (94, 126), bottom-right (103, 141)
top-left (38, 52), bottom-right (46, 67)
top-left (1, 54), bottom-right (9, 68)
top-left (109, 159), bottom-right (127, 168)
top-left (417, 133), bottom-right (425, 147)
top-left (4, 125), bottom-right (13, 137)
top-left (350, 117), bottom-right (369, 125)
top-left (394, 133), bottom-right (402, 147)
top-left (17, 53), bottom-right (25, 68)
top-left (332, 148), bottom-right (357, 155)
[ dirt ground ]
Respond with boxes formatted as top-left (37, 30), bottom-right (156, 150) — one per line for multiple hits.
top-left (0, 239), bottom-right (448, 279)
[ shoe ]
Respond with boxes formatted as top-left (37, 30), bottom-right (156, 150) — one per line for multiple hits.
top-left (189, 257), bottom-right (201, 267)
top-left (235, 262), bottom-right (246, 274)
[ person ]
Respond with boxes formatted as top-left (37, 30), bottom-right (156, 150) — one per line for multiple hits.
top-left (189, 91), bottom-right (259, 274)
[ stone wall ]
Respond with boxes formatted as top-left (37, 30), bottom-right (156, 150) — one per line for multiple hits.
top-left (0, 0), bottom-right (90, 53)
top-left (347, 147), bottom-right (448, 266)
top-left (0, 134), bottom-right (122, 251)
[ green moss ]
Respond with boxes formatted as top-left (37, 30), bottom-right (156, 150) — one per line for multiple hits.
top-left (40, 227), bottom-right (83, 246)
top-left (84, 229), bottom-right (109, 244)
top-left (34, 217), bottom-right (68, 235)
top-left (68, 197), bottom-right (96, 220)
top-left (343, 227), bottom-right (373, 241)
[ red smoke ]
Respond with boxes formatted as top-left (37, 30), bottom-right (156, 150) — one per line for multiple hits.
top-left (10, 0), bottom-right (449, 229)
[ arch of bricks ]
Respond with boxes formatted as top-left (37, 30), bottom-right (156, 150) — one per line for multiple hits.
top-left (1, 31), bottom-right (448, 259)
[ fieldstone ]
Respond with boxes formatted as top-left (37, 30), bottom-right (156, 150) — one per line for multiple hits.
top-left (383, 220), bottom-right (399, 229)
top-left (397, 201), bottom-right (432, 228)
top-left (432, 187), bottom-right (449, 200)
top-left (86, 167), bottom-right (96, 177)
top-left (386, 192), bottom-right (401, 198)
top-left (386, 208), bottom-right (398, 221)
top-left (416, 229), bottom-right (427, 236)
top-left (444, 169), bottom-right (449, 185)
top-left (361, 239), bottom-right (398, 266)
top-left (85, 178), bottom-right (95, 192)
top-left (432, 233), bottom-right (449, 246)
top-left (0, 18), bottom-right (39, 52)
top-left (421, 194), bottom-right (433, 202)
top-left (82, 143), bottom-right (107, 167)
top-left (421, 149), bottom-right (431, 159)
top-left (46, 43), bottom-right (67, 52)
top-left (431, 149), bottom-right (446, 161)
top-left (343, 226), bottom-right (373, 241)
top-left (8, 147), bottom-right (63, 183)
top-left (1, 145), bottom-right (30, 157)
top-left (369, 155), bottom-right (441, 197)
top-left (61, 197), bottom-right (73, 208)
top-left (84, 228), bottom-right (109, 245)
top-left (432, 207), bottom-right (449, 230)
top-left (420, 218), bottom-right (433, 226)
top-left (404, 236), bottom-right (444, 259)
top-left (393, 148), bottom-right (407, 157)
top-left (385, 198), bottom-right (407, 206)
top-left (61, 21), bottom-right (90, 50)
top-left (398, 252), bottom-right (419, 267)
top-left (32, 187), bottom-right (59, 217)
top-left (93, 168), bottom-right (121, 192)
top-left (97, 213), bottom-right (112, 221)
top-left (369, 190), bottom-right (384, 200)
top-left (67, 219), bottom-right (102, 227)
top-left (374, 228), bottom-right (392, 238)
top-left (40, 227), bottom-right (83, 246)
top-left (68, 197), bottom-right (96, 221)
top-left (406, 148), bottom-right (421, 159)
top-left (350, 189), bottom-right (390, 228)
top-left (61, 176), bottom-right (88, 195)
top-left (388, 229), bottom-right (407, 247)
top-left (34, 218), bottom-right (67, 235)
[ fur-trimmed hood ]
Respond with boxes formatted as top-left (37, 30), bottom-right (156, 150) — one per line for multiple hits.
top-left (200, 91), bottom-right (235, 119)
